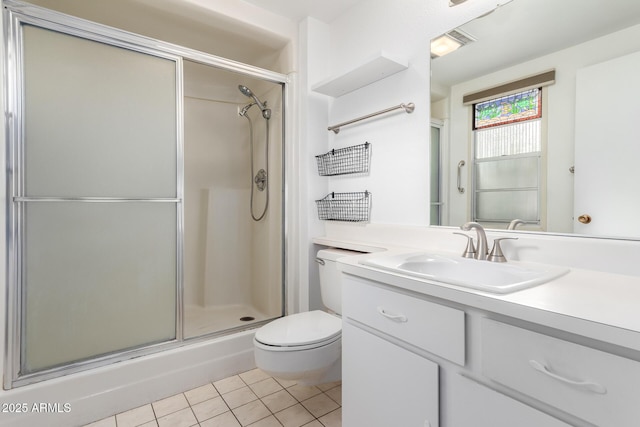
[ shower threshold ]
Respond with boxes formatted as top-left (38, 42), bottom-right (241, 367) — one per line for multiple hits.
top-left (184, 303), bottom-right (272, 338)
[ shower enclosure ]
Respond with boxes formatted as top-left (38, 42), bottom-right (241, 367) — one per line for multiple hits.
top-left (3, 1), bottom-right (285, 387)
top-left (182, 61), bottom-right (284, 339)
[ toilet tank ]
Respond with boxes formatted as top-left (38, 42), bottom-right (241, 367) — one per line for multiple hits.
top-left (316, 248), bottom-right (360, 315)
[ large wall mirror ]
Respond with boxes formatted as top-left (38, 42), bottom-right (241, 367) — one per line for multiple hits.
top-left (430, 0), bottom-right (640, 239)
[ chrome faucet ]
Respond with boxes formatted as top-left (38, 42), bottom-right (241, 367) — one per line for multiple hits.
top-left (460, 222), bottom-right (488, 260)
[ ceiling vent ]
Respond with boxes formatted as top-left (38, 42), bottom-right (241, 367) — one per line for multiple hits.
top-left (431, 28), bottom-right (476, 59)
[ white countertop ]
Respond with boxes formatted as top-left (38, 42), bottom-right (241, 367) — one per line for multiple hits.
top-left (318, 238), bottom-right (640, 354)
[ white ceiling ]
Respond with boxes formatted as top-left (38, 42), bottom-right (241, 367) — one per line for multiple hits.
top-left (241, 0), bottom-right (362, 23)
top-left (431, 0), bottom-right (640, 94)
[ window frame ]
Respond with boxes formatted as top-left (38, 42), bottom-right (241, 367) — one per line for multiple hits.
top-left (470, 87), bottom-right (546, 227)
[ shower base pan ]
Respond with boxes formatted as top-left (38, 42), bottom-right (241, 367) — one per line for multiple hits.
top-left (184, 303), bottom-right (273, 338)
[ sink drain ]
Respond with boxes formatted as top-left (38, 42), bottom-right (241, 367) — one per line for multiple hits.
top-left (240, 316), bottom-right (255, 322)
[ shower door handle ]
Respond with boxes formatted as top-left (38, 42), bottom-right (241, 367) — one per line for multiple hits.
top-left (457, 160), bottom-right (465, 194)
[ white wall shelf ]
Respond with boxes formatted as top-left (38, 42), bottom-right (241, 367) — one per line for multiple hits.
top-left (311, 52), bottom-right (408, 97)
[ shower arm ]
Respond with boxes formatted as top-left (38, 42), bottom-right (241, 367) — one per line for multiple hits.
top-left (239, 102), bottom-right (255, 116)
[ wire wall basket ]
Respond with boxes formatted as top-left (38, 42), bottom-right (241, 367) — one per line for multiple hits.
top-left (315, 191), bottom-right (371, 222)
top-left (315, 142), bottom-right (370, 176)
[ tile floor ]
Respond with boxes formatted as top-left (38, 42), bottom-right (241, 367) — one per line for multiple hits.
top-left (84, 368), bottom-right (342, 427)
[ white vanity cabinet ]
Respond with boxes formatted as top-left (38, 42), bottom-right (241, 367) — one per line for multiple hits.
top-left (342, 275), bottom-right (465, 427)
top-left (340, 272), bottom-right (639, 427)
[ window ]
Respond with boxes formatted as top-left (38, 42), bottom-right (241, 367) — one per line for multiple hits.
top-left (472, 88), bottom-right (542, 225)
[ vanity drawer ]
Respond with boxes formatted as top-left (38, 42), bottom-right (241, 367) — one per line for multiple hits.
top-left (481, 318), bottom-right (640, 427)
top-left (343, 275), bottom-right (465, 365)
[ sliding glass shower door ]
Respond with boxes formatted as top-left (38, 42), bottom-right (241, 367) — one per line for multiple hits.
top-left (5, 2), bottom-right (288, 389)
top-left (7, 20), bottom-right (182, 380)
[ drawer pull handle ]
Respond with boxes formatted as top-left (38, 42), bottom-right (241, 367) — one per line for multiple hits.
top-left (377, 307), bottom-right (408, 323)
top-left (529, 360), bottom-right (607, 394)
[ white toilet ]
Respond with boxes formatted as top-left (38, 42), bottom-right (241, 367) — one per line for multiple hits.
top-left (253, 248), bottom-right (358, 385)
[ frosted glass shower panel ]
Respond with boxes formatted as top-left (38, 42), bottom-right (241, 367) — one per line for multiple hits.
top-left (22, 202), bottom-right (177, 374)
top-left (16, 22), bottom-right (181, 376)
top-left (22, 25), bottom-right (177, 198)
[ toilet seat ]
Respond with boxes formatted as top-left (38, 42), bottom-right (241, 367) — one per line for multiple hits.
top-left (254, 310), bottom-right (341, 350)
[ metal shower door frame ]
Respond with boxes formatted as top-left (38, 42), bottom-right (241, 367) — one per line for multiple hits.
top-left (3, 0), bottom-right (289, 388)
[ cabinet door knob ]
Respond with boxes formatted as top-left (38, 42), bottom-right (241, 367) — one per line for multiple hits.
top-left (578, 214), bottom-right (592, 224)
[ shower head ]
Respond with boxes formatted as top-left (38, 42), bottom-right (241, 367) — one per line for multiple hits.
top-left (238, 85), bottom-right (265, 110)
top-left (238, 85), bottom-right (254, 98)
top-left (238, 85), bottom-right (271, 119)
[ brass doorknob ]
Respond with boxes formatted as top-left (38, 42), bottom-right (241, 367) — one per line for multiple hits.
top-left (578, 214), bottom-right (592, 224)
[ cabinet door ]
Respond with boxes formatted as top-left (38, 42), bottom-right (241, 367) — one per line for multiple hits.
top-left (343, 321), bottom-right (438, 427)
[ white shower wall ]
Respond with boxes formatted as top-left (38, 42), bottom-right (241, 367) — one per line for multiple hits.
top-left (184, 97), bottom-right (251, 308)
top-left (249, 85), bottom-right (283, 318)
top-left (183, 74), bottom-right (282, 326)
top-left (203, 187), bottom-right (252, 307)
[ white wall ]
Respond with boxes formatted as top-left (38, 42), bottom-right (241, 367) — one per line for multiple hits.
top-left (298, 18), bottom-right (332, 311)
top-left (324, 1), bottom-right (429, 226)
top-left (298, 0), bottom-right (500, 309)
top-left (444, 23), bottom-right (640, 231)
top-left (319, 0), bottom-right (499, 225)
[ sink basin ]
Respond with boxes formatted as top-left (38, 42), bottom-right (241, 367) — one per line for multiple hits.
top-left (360, 252), bottom-right (569, 294)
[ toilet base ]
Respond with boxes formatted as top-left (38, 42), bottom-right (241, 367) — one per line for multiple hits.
top-left (254, 336), bottom-right (342, 386)
top-left (261, 355), bottom-right (341, 386)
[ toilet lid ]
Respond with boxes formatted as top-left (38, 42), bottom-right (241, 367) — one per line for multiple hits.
top-left (255, 310), bottom-right (341, 347)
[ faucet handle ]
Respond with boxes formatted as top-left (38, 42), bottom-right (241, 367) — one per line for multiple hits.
top-left (488, 237), bottom-right (518, 262)
top-left (453, 232), bottom-right (476, 258)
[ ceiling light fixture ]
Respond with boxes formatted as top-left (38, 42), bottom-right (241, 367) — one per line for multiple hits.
top-left (449, 0), bottom-right (469, 6)
top-left (430, 29), bottom-right (476, 58)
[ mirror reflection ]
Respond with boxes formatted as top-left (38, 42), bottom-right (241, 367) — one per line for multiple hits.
top-left (430, 0), bottom-right (640, 239)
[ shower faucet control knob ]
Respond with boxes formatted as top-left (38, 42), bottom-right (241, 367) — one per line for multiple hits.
top-left (254, 169), bottom-right (267, 191)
